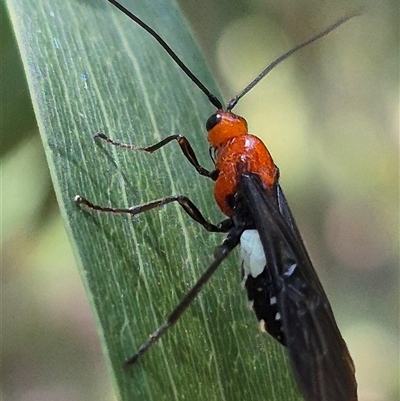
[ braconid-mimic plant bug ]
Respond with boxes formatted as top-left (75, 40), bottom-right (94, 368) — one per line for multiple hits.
top-left (75, 1), bottom-right (360, 400)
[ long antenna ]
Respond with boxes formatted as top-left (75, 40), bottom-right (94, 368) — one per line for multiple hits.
top-left (107, 0), bottom-right (223, 109)
top-left (227, 10), bottom-right (361, 111)
top-left (109, 0), bottom-right (360, 112)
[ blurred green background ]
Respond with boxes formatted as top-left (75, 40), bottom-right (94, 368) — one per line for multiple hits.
top-left (2, 0), bottom-right (398, 400)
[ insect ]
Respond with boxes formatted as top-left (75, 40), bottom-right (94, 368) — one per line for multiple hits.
top-left (75, 1), bottom-right (359, 400)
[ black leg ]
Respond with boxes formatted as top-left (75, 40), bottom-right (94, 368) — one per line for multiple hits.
top-left (124, 225), bottom-right (243, 365)
top-left (95, 133), bottom-right (218, 180)
top-left (75, 194), bottom-right (231, 233)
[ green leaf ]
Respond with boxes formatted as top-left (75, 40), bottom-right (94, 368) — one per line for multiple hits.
top-left (6, 0), bottom-right (301, 399)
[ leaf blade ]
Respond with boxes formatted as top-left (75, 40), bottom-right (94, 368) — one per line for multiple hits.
top-left (6, 0), bottom-right (301, 399)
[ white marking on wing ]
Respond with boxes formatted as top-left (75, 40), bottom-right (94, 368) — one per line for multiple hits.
top-left (240, 230), bottom-right (266, 278)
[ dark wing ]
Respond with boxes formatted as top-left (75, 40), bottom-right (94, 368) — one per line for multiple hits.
top-left (239, 173), bottom-right (357, 401)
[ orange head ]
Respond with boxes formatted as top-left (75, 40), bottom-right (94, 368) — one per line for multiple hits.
top-left (206, 110), bottom-right (248, 148)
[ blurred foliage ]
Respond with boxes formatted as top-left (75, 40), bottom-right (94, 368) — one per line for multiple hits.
top-left (1, 0), bottom-right (114, 398)
top-left (2, 0), bottom-right (398, 400)
top-left (1, 0), bottom-right (35, 155)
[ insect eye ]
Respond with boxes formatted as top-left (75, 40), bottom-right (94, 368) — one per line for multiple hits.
top-left (206, 113), bottom-right (222, 131)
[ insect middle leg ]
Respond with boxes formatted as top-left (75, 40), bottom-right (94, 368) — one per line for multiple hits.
top-left (75, 194), bottom-right (232, 233)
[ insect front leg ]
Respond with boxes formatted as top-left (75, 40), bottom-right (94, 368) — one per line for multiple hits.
top-left (95, 132), bottom-right (218, 180)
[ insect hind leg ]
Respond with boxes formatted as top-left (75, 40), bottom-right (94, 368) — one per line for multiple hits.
top-left (124, 223), bottom-right (243, 366)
